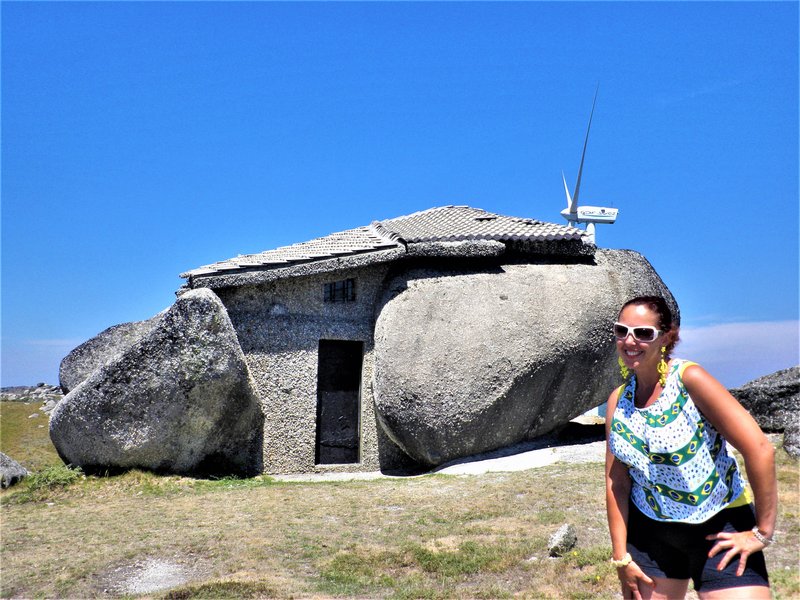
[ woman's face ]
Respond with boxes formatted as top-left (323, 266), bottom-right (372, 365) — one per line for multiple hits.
top-left (616, 303), bottom-right (666, 373)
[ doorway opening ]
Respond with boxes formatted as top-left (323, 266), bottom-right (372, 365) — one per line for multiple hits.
top-left (315, 340), bottom-right (363, 464)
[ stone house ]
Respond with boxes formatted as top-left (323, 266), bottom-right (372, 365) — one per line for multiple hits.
top-left (178, 205), bottom-right (601, 475)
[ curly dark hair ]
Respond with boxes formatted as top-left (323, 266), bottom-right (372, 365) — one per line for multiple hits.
top-left (619, 295), bottom-right (680, 356)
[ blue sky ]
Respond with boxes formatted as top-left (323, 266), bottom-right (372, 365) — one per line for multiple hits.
top-left (2, 1), bottom-right (798, 388)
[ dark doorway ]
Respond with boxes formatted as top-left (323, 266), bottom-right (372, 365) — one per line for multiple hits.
top-left (315, 340), bottom-right (363, 464)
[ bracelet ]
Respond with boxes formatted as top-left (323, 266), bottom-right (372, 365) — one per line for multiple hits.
top-left (751, 527), bottom-right (774, 546)
top-left (610, 552), bottom-right (633, 568)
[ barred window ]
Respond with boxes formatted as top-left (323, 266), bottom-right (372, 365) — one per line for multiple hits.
top-left (323, 278), bottom-right (356, 303)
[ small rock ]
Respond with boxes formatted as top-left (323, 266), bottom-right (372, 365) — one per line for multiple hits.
top-left (548, 523), bottom-right (577, 557)
top-left (0, 452), bottom-right (29, 488)
top-left (41, 400), bottom-right (58, 414)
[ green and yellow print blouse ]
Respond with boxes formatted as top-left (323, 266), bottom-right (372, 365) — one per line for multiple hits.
top-left (609, 359), bottom-right (748, 523)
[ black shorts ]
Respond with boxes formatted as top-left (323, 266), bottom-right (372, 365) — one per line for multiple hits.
top-left (627, 501), bottom-right (770, 592)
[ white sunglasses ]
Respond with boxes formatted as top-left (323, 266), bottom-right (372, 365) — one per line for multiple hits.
top-left (613, 322), bottom-right (662, 342)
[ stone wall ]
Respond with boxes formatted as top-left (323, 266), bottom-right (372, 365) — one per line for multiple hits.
top-left (214, 263), bottom-right (411, 474)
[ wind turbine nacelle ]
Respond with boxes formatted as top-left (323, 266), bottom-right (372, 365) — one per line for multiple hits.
top-left (576, 206), bottom-right (618, 224)
top-left (559, 205), bottom-right (618, 224)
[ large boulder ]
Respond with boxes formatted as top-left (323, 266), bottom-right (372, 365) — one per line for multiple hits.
top-left (50, 289), bottom-right (264, 477)
top-left (729, 366), bottom-right (799, 432)
top-left (373, 249), bottom-right (676, 466)
top-left (60, 318), bottom-right (160, 394)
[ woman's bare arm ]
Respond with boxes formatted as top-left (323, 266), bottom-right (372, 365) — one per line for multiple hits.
top-left (605, 387), bottom-right (654, 598)
top-left (682, 364), bottom-right (777, 573)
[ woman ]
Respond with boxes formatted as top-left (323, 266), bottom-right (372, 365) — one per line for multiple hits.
top-left (605, 296), bottom-right (777, 600)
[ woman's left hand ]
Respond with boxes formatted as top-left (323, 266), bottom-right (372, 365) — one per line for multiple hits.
top-left (705, 530), bottom-right (765, 575)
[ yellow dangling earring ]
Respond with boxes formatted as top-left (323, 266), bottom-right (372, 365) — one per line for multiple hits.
top-left (657, 346), bottom-right (668, 386)
top-left (618, 356), bottom-right (630, 380)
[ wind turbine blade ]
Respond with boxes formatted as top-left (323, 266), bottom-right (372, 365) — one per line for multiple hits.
top-left (562, 171), bottom-right (575, 213)
top-left (573, 84), bottom-right (599, 208)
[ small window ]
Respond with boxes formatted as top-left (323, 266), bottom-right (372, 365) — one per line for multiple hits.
top-left (323, 278), bottom-right (356, 303)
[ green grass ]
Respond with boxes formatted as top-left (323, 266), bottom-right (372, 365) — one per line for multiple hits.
top-left (771, 565), bottom-right (800, 600)
top-left (316, 539), bottom-right (534, 597)
top-left (0, 401), bottom-right (63, 471)
top-left (164, 580), bottom-right (283, 599)
top-left (2, 468), bottom-right (283, 507)
top-left (6, 463), bottom-right (84, 503)
top-left (410, 540), bottom-right (519, 576)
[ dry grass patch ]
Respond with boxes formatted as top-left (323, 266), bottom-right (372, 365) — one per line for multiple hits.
top-left (0, 464), bottom-right (629, 598)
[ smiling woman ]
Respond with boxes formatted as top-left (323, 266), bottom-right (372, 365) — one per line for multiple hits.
top-left (605, 296), bottom-right (777, 600)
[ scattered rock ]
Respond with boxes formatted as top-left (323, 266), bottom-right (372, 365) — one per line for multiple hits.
top-left (40, 399), bottom-right (60, 414)
top-left (548, 523), bottom-right (578, 557)
top-left (0, 451), bottom-right (29, 488)
top-left (0, 383), bottom-right (63, 403)
top-left (729, 366), bottom-right (799, 432)
top-left (373, 249), bottom-right (677, 466)
top-left (783, 423), bottom-right (799, 459)
top-left (50, 289), bottom-right (264, 477)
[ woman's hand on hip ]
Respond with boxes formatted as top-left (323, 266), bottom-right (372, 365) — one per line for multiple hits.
top-left (705, 530), bottom-right (765, 575)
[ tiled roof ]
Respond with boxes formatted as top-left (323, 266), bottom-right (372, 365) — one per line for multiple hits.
top-left (379, 205), bottom-right (584, 243)
top-left (181, 225), bottom-right (399, 277)
top-left (181, 206), bottom-right (586, 279)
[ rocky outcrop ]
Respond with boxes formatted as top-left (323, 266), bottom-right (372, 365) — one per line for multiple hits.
top-left (729, 366), bottom-right (799, 432)
top-left (373, 249), bottom-right (676, 467)
top-left (50, 289), bottom-right (264, 477)
top-left (60, 319), bottom-right (160, 394)
top-left (0, 452), bottom-right (28, 488)
top-left (0, 383), bottom-right (63, 403)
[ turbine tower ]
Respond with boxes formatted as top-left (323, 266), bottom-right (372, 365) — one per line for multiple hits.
top-left (560, 86), bottom-right (619, 244)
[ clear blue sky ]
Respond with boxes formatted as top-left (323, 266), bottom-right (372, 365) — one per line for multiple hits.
top-left (2, 2), bottom-right (798, 388)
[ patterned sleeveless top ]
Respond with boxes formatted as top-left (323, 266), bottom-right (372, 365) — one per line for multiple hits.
top-left (609, 359), bottom-right (747, 523)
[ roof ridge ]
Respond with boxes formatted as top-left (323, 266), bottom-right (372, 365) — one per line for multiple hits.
top-left (381, 205), bottom-right (488, 223)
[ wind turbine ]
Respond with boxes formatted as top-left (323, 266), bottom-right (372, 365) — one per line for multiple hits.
top-left (560, 87), bottom-right (619, 244)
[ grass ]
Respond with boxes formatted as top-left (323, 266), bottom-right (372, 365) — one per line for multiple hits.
top-left (164, 581), bottom-right (284, 599)
top-left (0, 400), bottom-right (63, 471)
top-left (1, 401), bottom-right (798, 599)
